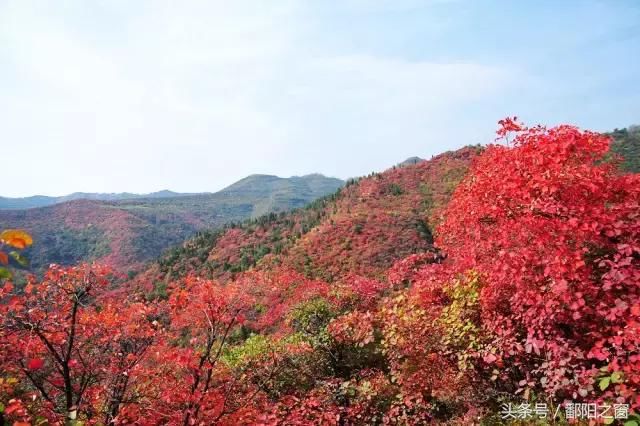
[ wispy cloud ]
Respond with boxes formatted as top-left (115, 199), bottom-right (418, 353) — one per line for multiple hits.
top-left (1, 0), bottom-right (635, 196)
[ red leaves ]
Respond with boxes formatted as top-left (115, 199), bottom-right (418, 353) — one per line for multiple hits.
top-left (425, 120), bottom-right (640, 408)
top-left (328, 311), bottom-right (375, 346)
top-left (0, 264), bottom-right (162, 423)
top-left (4, 399), bottom-right (26, 416)
top-left (483, 353), bottom-right (497, 364)
top-left (589, 346), bottom-right (610, 362)
top-left (496, 116), bottom-right (524, 139)
top-left (27, 358), bottom-right (44, 370)
top-left (50, 377), bottom-right (65, 387)
top-left (170, 275), bottom-right (254, 331)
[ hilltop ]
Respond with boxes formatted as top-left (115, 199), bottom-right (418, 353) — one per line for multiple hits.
top-left (396, 156), bottom-right (425, 167)
top-left (144, 146), bottom-right (481, 286)
top-left (147, 128), bottom-right (638, 287)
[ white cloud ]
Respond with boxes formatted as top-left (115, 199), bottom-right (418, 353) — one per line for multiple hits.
top-left (0, 0), bottom-right (516, 196)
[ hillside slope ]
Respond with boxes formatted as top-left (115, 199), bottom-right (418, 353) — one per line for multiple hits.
top-left (0, 174), bottom-right (343, 272)
top-left (149, 146), bottom-right (481, 284)
top-left (147, 127), bottom-right (636, 285)
top-left (126, 124), bottom-right (640, 424)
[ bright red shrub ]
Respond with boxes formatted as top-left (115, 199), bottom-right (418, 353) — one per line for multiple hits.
top-left (432, 121), bottom-right (640, 408)
top-left (152, 277), bottom-right (256, 425)
top-left (0, 264), bottom-right (159, 423)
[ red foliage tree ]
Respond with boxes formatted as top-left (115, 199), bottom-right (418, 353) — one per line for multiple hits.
top-left (0, 264), bottom-right (158, 424)
top-left (432, 122), bottom-right (640, 407)
top-left (133, 276), bottom-right (257, 425)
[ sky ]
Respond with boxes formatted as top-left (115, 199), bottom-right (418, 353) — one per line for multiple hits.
top-left (1, 0), bottom-right (638, 197)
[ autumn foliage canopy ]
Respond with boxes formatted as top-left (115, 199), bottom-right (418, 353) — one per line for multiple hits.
top-left (1, 119), bottom-right (638, 424)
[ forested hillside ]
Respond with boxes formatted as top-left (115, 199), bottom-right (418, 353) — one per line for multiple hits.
top-left (146, 146), bottom-right (480, 286)
top-left (0, 174), bottom-right (343, 273)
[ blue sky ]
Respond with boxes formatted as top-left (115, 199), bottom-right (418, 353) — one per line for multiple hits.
top-left (1, 0), bottom-right (638, 196)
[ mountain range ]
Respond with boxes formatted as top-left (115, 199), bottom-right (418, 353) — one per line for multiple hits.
top-left (0, 190), bottom-right (197, 210)
top-left (135, 126), bottom-right (638, 287)
top-left (0, 174), bottom-right (343, 272)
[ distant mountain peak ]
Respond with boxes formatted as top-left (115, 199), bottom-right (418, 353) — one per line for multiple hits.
top-left (397, 156), bottom-right (425, 167)
top-left (220, 173), bottom-right (343, 194)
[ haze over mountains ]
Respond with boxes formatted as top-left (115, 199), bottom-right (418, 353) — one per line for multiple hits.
top-left (0, 173), bottom-right (343, 272)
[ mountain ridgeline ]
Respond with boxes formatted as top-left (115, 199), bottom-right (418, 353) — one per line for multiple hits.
top-left (0, 190), bottom-right (195, 210)
top-left (145, 146), bottom-right (481, 286)
top-left (146, 125), bottom-right (639, 286)
top-left (0, 174), bottom-right (343, 272)
top-left (1, 125), bottom-right (636, 278)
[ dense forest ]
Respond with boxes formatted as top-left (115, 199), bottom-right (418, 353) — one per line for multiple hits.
top-left (0, 120), bottom-right (639, 425)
